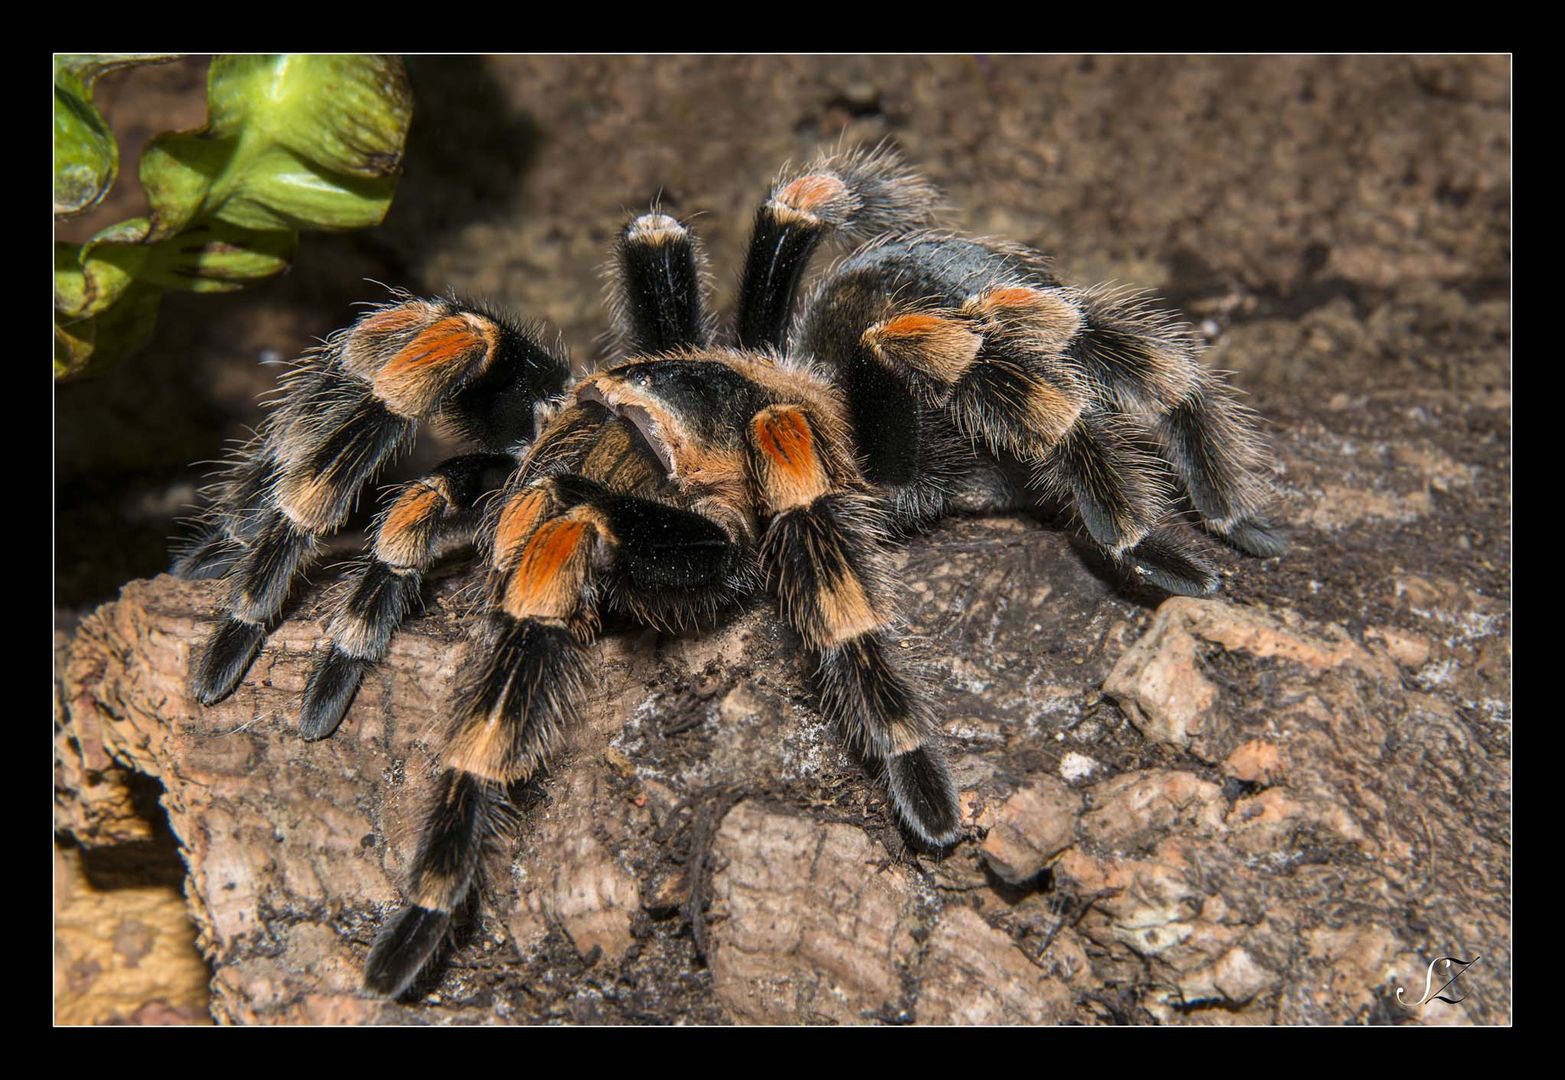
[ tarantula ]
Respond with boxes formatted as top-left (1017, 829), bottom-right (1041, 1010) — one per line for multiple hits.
top-left (172, 146), bottom-right (1283, 999)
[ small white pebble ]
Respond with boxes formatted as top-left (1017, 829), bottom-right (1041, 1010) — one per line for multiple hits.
top-left (1060, 752), bottom-right (1099, 782)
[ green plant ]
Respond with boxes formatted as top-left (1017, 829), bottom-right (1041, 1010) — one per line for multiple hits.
top-left (53, 54), bottom-right (413, 379)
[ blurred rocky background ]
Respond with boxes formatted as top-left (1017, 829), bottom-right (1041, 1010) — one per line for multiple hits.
top-left (54, 55), bottom-right (1509, 1025)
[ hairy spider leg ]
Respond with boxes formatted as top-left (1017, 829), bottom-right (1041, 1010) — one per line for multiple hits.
top-left (169, 432), bottom-right (277, 580)
top-left (1053, 284), bottom-right (1287, 558)
top-left (180, 297), bottom-right (570, 706)
top-left (793, 232), bottom-right (1058, 530)
top-left (737, 145), bottom-right (942, 351)
top-left (364, 427), bottom-right (748, 998)
top-left (299, 452), bottom-right (518, 741)
top-left (807, 234), bottom-right (1281, 589)
top-left (609, 209), bottom-right (713, 354)
top-left (861, 291), bottom-right (1220, 596)
top-left (748, 403), bottom-right (960, 848)
top-left (188, 363), bottom-right (416, 706)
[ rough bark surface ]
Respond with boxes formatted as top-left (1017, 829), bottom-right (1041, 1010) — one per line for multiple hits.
top-left (56, 394), bottom-right (1511, 1024)
top-left (56, 55), bottom-right (1509, 1025)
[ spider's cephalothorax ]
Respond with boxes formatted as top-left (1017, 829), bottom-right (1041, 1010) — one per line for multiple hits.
top-left (172, 146), bottom-right (1285, 998)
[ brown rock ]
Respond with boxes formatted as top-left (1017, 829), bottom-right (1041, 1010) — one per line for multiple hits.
top-left (979, 776), bottom-right (1082, 884)
top-left (513, 768), bottom-right (640, 963)
top-left (1368, 625), bottom-right (1434, 669)
top-left (916, 906), bottom-right (1072, 1025)
top-left (706, 803), bottom-right (920, 1024)
top-left (1081, 770), bottom-right (1226, 852)
top-left (957, 788), bottom-right (1001, 835)
top-left (1103, 597), bottom-right (1396, 759)
top-left (53, 845), bottom-right (211, 1025)
top-left (1223, 740), bottom-right (1284, 784)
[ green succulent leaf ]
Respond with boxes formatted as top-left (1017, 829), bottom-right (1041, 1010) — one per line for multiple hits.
top-left (140, 55), bottom-right (412, 238)
top-left (53, 55), bottom-right (178, 219)
top-left (53, 73), bottom-right (115, 219)
top-left (53, 54), bottom-right (411, 379)
top-left (144, 220), bottom-right (299, 293)
top-left (54, 274), bottom-right (164, 379)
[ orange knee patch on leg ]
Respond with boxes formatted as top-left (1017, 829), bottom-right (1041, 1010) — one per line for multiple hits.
top-left (376, 483), bottom-right (446, 568)
top-left (862, 314), bottom-right (983, 385)
top-left (492, 487), bottom-right (553, 571)
top-left (773, 174), bottom-right (848, 223)
top-left (374, 314), bottom-right (498, 417)
top-left (499, 518), bottom-right (595, 621)
top-left (752, 407), bottom-right (830, 512)
top-left (341, 301), bottom-right (440, 378)
top-left (975, 287), bottom-right (1047, 311)
top-left (964, 286), bottom-right (1083, 352)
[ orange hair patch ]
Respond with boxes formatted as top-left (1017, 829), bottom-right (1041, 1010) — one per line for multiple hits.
top-left (778, 174), bottom-right (847, 214)
top-left (874, 313), bottom-right (952, 340)
top-left (965, 286), bottom-right (1083, 352)
top-left (500, 518), bottom-right (594, 621)
top-left (492, 488), bottom-right (553, 572)
top-left (374, 315), bottom-right (496, 417)
top-left (376, 484), bottom-right (446, 568)
top-left (384, 316), bottom-right (490, 377)
top-left (752, 407), bottom-right (829, 511)
top-left (862, 314), bottom-right (983, 385)
top-left (384, 484), bottom-right (444, 537)
top-left (978, 287), bottom-right (1047, 311)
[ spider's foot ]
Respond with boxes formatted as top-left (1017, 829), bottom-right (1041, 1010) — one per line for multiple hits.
top-left (300, 646), bottom-right (369, 741)
top-left (191, 617), bottom-right (267, 705)
top-left (1217, 516), bottom-right (1289, 559)
top-left (364, 905), bottom-right (451, 999)
top-left (1123, 529), bottom-right (1220, 597)
top-left (888, 746), bottom-right (962, 850)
